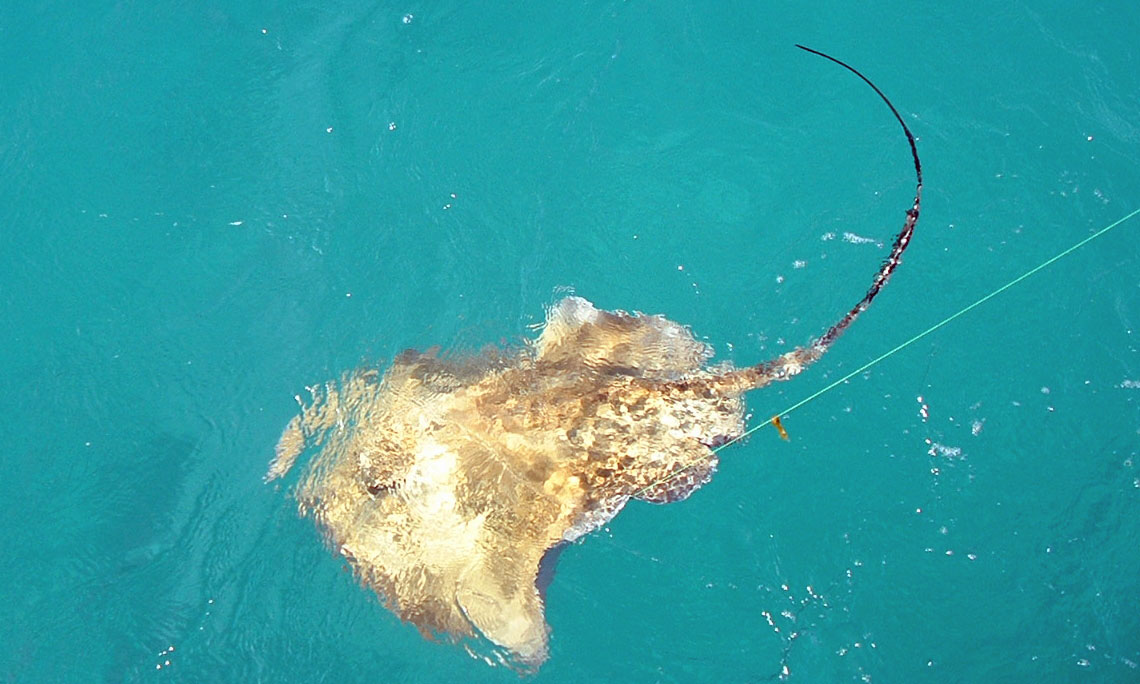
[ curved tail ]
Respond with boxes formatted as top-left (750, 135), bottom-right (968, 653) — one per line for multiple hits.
top-left (687, 45), bottom-right (923, 395)
top-left (796, 44), bottom-right (922, 353)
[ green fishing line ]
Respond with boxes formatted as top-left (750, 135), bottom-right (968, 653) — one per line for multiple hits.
top-left (635, 205), bottom-right (1140, 499)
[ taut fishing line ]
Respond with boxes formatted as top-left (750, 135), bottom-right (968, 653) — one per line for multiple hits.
top-left (634, 205), bottom-right (1140, 500)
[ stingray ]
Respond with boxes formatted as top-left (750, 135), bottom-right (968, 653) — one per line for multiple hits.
top-left (267, 46), bottom-right (922, 670)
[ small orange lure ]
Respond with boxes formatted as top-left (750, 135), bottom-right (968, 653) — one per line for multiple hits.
top-left (771, 415), bottom-right (790, 441)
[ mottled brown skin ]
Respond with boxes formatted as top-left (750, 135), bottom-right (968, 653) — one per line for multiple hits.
top-left (265, 298), bottom-right (864, 668)
top-left (268, 299), bottom-right (754, 667)
top-left (267, 47), bottom-right (923, 672)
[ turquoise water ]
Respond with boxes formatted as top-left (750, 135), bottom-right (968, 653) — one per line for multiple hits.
top-left (3, 1), bottom-right (1139, 681)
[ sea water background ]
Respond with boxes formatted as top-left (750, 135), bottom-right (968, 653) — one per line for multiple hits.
top-left (2, 1), bottom-right (1139, 682)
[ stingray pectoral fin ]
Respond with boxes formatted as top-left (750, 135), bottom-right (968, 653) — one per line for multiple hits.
top-left (634, 444), bottom-right (720, 504)
top-left (535, 296), bottom-right (711, 378)
top-left (455, 553), bottom-right (551, 668)
top-left (266, 415), bottom-right (304, 481)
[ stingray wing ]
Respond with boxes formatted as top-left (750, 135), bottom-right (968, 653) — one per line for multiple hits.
top-left (534, 297), bottom-right (711, 379)
top-left (630, 438), bottom-right (720, 504)
top-left (269, 298), bottom-right (731, 670)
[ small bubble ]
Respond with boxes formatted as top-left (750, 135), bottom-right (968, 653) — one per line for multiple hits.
top-left (388, 121), bottom-right (397, 131)
top-left (326, 126), bottom-right (333, 133)
top-left (402, 13), bottom-right (414, 24)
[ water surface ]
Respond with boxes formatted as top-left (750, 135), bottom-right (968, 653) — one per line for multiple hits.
top-left (2, 1), bottom-right (1138, 681)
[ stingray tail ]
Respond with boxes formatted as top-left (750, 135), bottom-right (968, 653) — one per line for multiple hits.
top-left (704, 46), bottom-right (923, 395)
top-left (795, 44), bottom-right (923, 352)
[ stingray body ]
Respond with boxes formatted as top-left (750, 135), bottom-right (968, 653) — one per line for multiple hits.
top-left (268, 46), bottom-right (923, 670)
